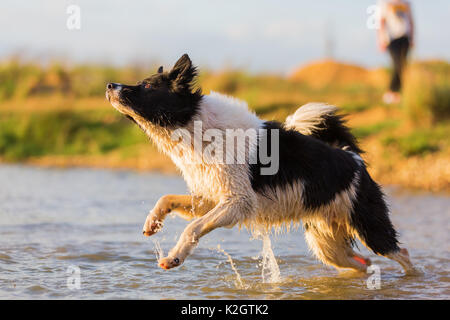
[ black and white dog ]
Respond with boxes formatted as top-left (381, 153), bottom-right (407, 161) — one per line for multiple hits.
top-left (106, 54), bottom-right (414, 273)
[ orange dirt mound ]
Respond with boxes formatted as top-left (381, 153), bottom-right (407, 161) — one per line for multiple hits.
top-left (289, 59), bottom-right (387, 89)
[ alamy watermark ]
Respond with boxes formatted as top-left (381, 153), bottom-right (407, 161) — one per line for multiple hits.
top-left (171, 121), bottom-right (280, 175)
top-left (66, 5), bottom-right (81, 30)
top-left (66, 265), bottom-right (81, 290)
top-left (366, 4), bottom-right (381, 30)
top-left (366, 264), bottom-right (381, 290)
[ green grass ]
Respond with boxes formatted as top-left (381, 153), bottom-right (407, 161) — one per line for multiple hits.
top-left (0, 110), bottom-right (147, 161)
top-left (382, 124), bottom-right (449, 156)
top-left (253, 102), bottom-right (300, 116)
top-left (351, 120), bottom-right (400, 139)
top-left (0, 57), bottom-right (449, 167)
top-left (0, 59), bottom-right (157, 102)
top-left (403, 61), bottom-right (450, 124)
top-left (339, 103), bottom-right (370, 113)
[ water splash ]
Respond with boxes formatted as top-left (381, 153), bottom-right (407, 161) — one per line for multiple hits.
top-left (261, 233), bottom-right (281, 283)
top-left (153, 240), bottom-right (164, 261)
top-left (252, 230), bottom-right (281, 283)
top-left (217, 245), bottom-right (246, 289)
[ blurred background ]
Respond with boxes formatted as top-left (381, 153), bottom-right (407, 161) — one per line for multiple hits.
top-left (0, 0), bottom-right (449, 191)
top-left (0, 0), bottom-right (449, 300)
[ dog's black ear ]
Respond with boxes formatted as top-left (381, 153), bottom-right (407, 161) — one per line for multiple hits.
top-left (169, 54), bottom-right (197, 91)
top-left (157, 66), bottom-right (163, 73)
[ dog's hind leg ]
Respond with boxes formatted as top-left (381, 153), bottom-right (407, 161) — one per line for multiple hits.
top-left (350, 169), bottom-right (416, 274)
top-left (385, 248), bottom-right (416, 274)
top-left (143, 195), bottom-right (215, 236)
top-left (158, 196), bottom-right (254, 269)
top-left (303, 220), bottom-right (371, 272)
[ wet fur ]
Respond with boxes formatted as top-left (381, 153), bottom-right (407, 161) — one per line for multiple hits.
top-left (106, 54), bottom-right (415, 273)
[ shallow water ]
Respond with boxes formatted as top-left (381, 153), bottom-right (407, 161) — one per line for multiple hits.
top-left (0, 164), bottom-right (448, 299)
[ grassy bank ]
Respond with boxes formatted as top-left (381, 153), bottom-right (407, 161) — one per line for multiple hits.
top-left (0, 59), bottom-right (449, 192)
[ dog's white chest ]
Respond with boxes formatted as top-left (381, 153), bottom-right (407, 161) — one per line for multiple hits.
top-left (179, 163), bottom-right (226, 200)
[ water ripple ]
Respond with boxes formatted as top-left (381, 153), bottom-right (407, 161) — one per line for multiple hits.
top-left (0, 165), bottom-right (449, 299)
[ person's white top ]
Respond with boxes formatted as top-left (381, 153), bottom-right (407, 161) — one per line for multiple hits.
top-left (378, 0), bottom-right (413, 42)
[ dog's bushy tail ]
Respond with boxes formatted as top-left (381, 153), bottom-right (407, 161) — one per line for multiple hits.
top-left (285, 103), bottom-right (362, 154)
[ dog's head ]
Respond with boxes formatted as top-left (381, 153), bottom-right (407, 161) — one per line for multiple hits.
top-left (106, 54), bottom-right (201, 127)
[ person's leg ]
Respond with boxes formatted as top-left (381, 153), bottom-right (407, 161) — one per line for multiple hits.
top-left (385, 37), bottom-right (410, 103)
top-left (396, 37), bottom-right (410, 91)
top-left (388, 38), bottom-right (403, 93)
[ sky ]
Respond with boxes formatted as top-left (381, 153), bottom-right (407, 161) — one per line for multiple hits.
top-left (0, 0), bottom-right (449, 73)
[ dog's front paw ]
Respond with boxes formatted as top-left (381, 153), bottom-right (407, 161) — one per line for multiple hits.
top-left (142, 213), bottom-right (163, 237)
top-left (158, 256), bottom-right (182, 270)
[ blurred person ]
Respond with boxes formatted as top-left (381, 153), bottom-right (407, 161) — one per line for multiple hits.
top-left (377, 0), bottom-right (415, 104)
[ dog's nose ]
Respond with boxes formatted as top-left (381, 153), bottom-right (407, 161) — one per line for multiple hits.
top-left (107, 83), bottom-right (120, 90)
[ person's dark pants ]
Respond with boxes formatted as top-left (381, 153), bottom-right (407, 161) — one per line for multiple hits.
top-left (387, 36), bottom-right (410, 92)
